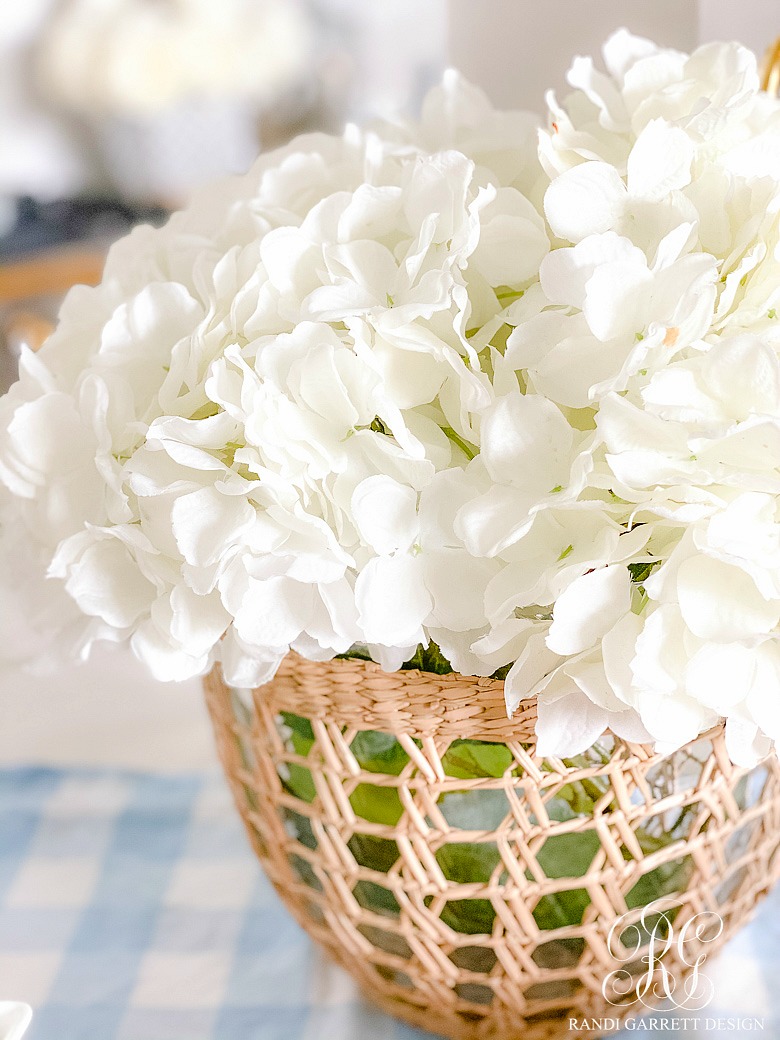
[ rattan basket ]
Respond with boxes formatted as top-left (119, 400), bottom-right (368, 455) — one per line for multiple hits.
top-left (205, 654), bottom-right (780, 1039)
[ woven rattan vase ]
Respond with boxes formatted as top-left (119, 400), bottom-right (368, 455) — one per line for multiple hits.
top-left (205, 654), bottom-right (780, 1039)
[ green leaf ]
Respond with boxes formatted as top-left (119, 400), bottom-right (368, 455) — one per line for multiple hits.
top-left (282, 808), bottom-right (318, 850)
top-left (552, 777), bottom-right (609, 817)
top-left (438, 789), bottom-right (510, 830)
top-left (348, 834), bottom-right (400, 872)
top-left (536, 831), bottom-right (600, 879)
top-left (339, 641), bottom-right (456, 674)
top-left (350, 783), bottom-right (404, 825)
top-left (403, 641), bottom-right (454, 674)
top-left (628, 560), bottom-right (661, 585)
top-left (441, 739), bottom-right (514, 780)
top-left (288, 853), bottom-right (322, 891)
top-left (533, 888), bottom-right (591, 930)
top-left (435, 842), bottom-right (502, 884)
top-left (283, 763), bottom-right (316, 803)
top-left (335, 646), bottom-right (374, 663)
top-left (354, 880), bottom-right (401, 917)
top-left (350, 731), bottom-right (410, 775)
top-left (626, 856), bottom-right (693, 909)
top-left (280, 712), bottom-right (315, 756)
top-left (437, 897), bottom-right (497, 935)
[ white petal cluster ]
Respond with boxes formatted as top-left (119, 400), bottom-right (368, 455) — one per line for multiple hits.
top-left (6, 34), bottom-right (780, 765)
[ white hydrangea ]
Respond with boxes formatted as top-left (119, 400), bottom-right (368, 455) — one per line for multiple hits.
top-left (5, 34), bottom-right (780, 766)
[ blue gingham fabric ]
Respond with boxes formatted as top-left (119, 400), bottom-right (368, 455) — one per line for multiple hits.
top-left (1, 767), bottom-right (778, 1040)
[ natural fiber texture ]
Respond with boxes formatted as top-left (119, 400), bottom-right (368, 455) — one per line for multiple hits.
top-left (204, 654), bottom-right (780, 1040)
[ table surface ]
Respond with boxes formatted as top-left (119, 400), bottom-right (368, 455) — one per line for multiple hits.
top-left (1, 764), bottom-right (778, 1040)
top-left (0, 648), bottom-right (215, 774)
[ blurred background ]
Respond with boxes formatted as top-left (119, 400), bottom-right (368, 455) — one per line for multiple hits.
top-left (1, 0), bottom-right (779, 771)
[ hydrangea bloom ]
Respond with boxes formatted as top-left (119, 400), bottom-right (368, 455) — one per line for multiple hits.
top-left (4, 30), bottom-right (780, 766)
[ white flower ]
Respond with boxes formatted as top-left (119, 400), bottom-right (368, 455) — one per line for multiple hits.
top-left (6, 34), bottom-right (780, 767)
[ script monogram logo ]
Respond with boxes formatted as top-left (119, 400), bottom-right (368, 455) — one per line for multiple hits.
top-left (602, 902), bottom-right (723, 1011)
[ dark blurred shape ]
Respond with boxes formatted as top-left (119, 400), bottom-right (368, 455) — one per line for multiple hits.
top-left (0, 193), bottom-right (166, 392)
top-left (1, 308), bottom-right (52, 392)
top-left (0, 195), bottom-right (167, 261)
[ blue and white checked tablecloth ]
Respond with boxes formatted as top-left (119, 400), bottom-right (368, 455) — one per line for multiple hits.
top-left (1, 767), bottom-right (778, 1040)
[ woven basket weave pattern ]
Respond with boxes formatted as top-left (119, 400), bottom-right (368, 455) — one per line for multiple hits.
top-left (205, 655), bottom-right (780, 1040)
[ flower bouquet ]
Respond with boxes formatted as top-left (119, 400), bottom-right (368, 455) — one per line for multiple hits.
top-left (4, 29), bottom-right (780, 1039)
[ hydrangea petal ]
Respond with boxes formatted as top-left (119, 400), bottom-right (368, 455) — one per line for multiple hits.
top-left (677, 556), bottom-right (780, 641)
top-left (685, 642), bottom-right (756, 712)
top-left (627, 119), bottom-right (694, 199)
top-left (234, 575), bottom-right (314, 647)
top-left (637, 693), bottom-right (715, 749)
top-left (354, 554), bottom-right (431, 646)
top-left (608, 710), bottom-right (654, 745)
top-left (504, 630), bottom-right (561, 716)
top-left (351, 475), bottom-right (418, 556)
top-left (425, 548), bottom-right (499, 631)
top-left (544, 162), bottom-right (627, 242)
top-left (63, 537), bottom-right (157, 630)
top-left (480, 393), bottom-right (573, 489)
top-left (471, 187), bottom-right (549, 284)
top-left (171, 487), bottom-right (256, 568)
top-left (535, 687), bottom-right (610, 758)
top-left (582, 255), bottom-right (653, 342)
top-left (724, 716), bottom-right (772, 768)
top-left (547, 566), bottom-right (631, 656)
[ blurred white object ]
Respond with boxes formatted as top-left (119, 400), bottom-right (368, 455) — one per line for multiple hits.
top-left (0, 0), bottom-right (89, 203)
top-left (39, 0), bottom-right (313, 117)
top-left (0, 1004), bottom-right (32, 1040)
top-left (318, 0), bottom-right (447, 119)
top-left (0, 1), bottom-right (55, 49)
top-left (99, 98), bottom-right (260, 204)
top-left (0, 107), bottom-right (88, 201)
top-left (36, 0), bottom-right (313, 202)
